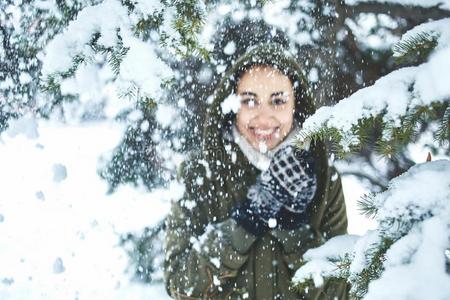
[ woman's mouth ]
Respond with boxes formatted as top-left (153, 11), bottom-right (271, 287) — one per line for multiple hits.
top-left (250, 127), bottom-right (280, 141)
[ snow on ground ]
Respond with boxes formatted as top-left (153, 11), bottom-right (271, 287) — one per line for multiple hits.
top-left (0, 115), bottom-right (373, 299)
top-left (0, 118), bottom-right (173, 299)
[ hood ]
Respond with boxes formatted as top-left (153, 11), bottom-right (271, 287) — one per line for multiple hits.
top-left (185, 44), bottom-right (329, 218)
top-left (202, 43), bottom-right (320, 167)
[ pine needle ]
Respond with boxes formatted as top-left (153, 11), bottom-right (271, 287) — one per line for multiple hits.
top-left (393, 31), bottom-right (439, 65)
top-left (357, 193), bottom-right (378, 219)
top-left (436, 104), bottom-right (450, 144)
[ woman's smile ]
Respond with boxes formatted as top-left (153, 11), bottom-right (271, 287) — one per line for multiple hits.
top-left (249, 126), bottom-right (281, 141)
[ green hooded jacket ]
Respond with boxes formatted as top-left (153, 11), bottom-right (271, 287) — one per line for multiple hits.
top-left (164, 44), bottom-right (348, 300)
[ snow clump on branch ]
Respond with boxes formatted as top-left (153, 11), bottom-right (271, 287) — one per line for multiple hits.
top-left (41, 0), bottom-right (172, 98)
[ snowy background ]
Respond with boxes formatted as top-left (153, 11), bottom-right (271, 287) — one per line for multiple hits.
top-left (0, 116), bottom-right (175, 299)
top-left (2, 0), bottom-right (449, 298)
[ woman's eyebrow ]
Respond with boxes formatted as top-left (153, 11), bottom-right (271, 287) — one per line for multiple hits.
top-left (239, 91), bottom-right (257, 97)
top-left (271, 91), bottom-right (287, 97)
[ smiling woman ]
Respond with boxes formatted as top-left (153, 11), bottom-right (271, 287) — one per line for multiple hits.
top-left (236, 65), bottom-right (295, 152)
top-left (164, 44), bottom-right (349, 299)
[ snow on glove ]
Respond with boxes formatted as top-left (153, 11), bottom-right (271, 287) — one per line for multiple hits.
top-left (257, 145), bottom-right (317, 214)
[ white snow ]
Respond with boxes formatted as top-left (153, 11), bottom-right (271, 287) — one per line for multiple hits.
top-left (200, 1), bottom-right (314, 50)
top-left (258, 141), bottom-right (268, 153)
top-left (221, 94), bottom-right (241, 114)
top-left (223, 41), bottom-right (236, 55)
top-left (303, 235), bottom-right (360, 261)
top-left (6, 114), bottom-right (40, 139)
top-left (42, 0), bottom-right (129, 76)
top-left (293, 235), bottom-right (359, 287)
top-left (156, 104), bottom-right (178, 128)
top-left (293, 259), bottom-right (336, 287)
top-left (190, 223), bottom-right (217, 254)
top-left (262, 0), bottom-right (314, 46)
top-left (52, 163), bottom-right (67, 182)
top-left (42, 0), bottom-right (172, 99)
top-left (348, 230), bottom-right (380, 275)
top-left (268, 218), bottom-right (277, 228)
top-left (18, 72), bottom-right (32, 84)
top-left (375, 160), bottom-right (450, 238)
top-left (415, 47), bottom-right (450, 103)
top-left (59, 62), bottom-right (114, 107)
top-left (345, 0), bottom-right (450, 10)
top-left (0, 117), bottom-right (174, 299)
top-left (119, 37), bottom-right (173, 97)
top-left (7, 2), bottom-right (450, 299)
top-left (345, 14), bottom-right (399, 51)
top-left (365, 216), bottom-right (450, 300)
top-left (132, 0), bottom-right (162, 17)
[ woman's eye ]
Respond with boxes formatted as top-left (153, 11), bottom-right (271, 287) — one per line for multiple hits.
top-left (242, 98), bottom-right (256, 107)
top-left (272, 98), bottom-right (287, 106)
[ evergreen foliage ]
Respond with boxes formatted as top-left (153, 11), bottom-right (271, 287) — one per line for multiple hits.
top-left (393, 31), bottom-right (439, 65)
top-left (120, 220), bottom-right (166, 283)
top-left (357, 193), bottom-right (378, 219)
top-left (299, 87), bottom-right (449, 161)
top-left (0, 0), bottom-right (95, 129)
top-left (349, 237), bottom-right (394, 299)
top-left (293, 17), bottom-right (450, 300)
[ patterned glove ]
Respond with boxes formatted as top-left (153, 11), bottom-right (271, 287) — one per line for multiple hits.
top-left (258, 145), bottom-right (317, 215)
top-left (231, 145), bottom-right (317, 234)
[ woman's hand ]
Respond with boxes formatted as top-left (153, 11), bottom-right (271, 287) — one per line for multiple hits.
top-left (231, 145), bottom-right (317, 234)
top-left (260, 145), bottom-right (317, 214)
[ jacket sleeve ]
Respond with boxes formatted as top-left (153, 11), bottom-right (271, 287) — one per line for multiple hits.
top-left (164, 160), bottom-right (258, 299)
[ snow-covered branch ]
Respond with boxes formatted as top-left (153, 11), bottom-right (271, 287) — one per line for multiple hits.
top-left (294, 160), bottom-right (450, 299)
top-left (297, 18), bottom-right (450, 154)
top-left (41, 0), bottom-right (174, 99)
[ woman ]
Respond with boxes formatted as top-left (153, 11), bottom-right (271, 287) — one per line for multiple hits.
top-left (164, 44), bottom-right (348, 299)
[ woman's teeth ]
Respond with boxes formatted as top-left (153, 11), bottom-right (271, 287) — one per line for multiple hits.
top-left (255, 129), bottom-right (275, 135)
top-left (253, 127), bottom-right (280, 139)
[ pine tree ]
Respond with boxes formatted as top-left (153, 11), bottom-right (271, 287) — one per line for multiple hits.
top-left (293, 16), bottom-right (450, 299)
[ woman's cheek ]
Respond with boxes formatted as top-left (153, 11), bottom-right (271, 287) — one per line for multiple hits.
top-left (237, 109), bottom-right (253, 127)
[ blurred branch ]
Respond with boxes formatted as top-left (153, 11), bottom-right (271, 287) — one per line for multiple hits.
top-left (341, 170), bottom-right (388, 190)
top-left (345, 2), bottom-right (450, 22)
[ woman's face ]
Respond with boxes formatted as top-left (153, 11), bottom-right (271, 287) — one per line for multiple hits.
top-left (236, 65), bottom-right (295, 152)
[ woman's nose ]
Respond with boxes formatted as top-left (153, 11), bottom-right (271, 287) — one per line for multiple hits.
top-left (253, 103), bottom-right (276, 125)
